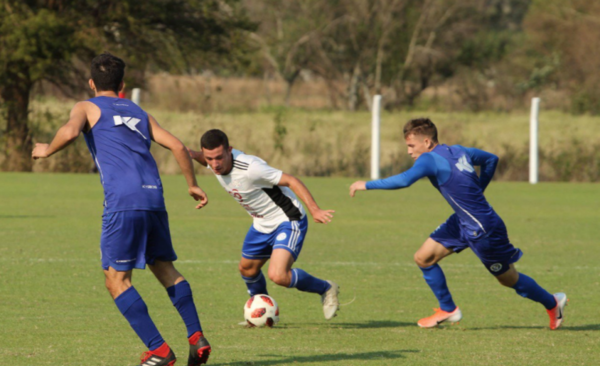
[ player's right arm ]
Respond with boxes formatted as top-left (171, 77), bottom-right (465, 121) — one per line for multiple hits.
top-left (147, 114), bottom-right (208, 209)
top-left (350, 154), bottom-right (437, 197)
top-left (32, 102), bottom-right (88, 159)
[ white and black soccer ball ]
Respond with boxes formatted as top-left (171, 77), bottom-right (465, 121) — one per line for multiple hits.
top-left (244, 294), bottom-right (279, 327)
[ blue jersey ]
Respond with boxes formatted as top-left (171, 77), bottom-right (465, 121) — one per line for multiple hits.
top-left (84, 97), bottom-right (165, 213)
top-left (366, 144), bottom-right (501, 235)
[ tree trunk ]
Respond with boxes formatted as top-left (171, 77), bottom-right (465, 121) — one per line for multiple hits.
top-left (1, 64), bottom-right (33, 171)
top-left (284, 69), bottom-right (300, 107)
top-left (347, 62), bottom-right (361, 111)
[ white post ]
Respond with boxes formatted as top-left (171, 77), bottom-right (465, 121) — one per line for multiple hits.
top-left (132, 88), bottom-right (141, 105)
top-left (371, 95), bottom-right (382, 180)
top-left (529, 97), bottom-right (540, 184)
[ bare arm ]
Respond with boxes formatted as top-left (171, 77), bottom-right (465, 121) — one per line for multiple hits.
top-left (188, 148), bottom-right (207, 167)
top-left (278, 173), bottom-right (334, 224)
top-left (32, 102), bottom-right (88, 159)
top-left (148, 114), bottom-right (208, 209)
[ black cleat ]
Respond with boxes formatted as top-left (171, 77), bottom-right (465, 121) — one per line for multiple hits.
top-left (188, 331), bottom-right (211, 365)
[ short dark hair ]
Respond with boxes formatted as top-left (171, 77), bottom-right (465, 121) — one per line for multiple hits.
top-left (91, 53), bottom-right (125, 93)
top-left (201, 129), bottom-right (229, 150)
top-left (403, 118), bottom-right (438, 143)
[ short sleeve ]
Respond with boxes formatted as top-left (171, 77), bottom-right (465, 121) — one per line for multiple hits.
top-left (246, 161), bottom-right (283, 188)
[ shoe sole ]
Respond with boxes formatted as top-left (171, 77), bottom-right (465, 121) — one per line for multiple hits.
top-left (418, 309), bottom-right (462, 328)
top-left (323, 283), bottom-right (340, 320)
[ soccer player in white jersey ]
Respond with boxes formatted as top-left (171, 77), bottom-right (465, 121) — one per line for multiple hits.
top-left (189, 129), bottom-right (340, 321)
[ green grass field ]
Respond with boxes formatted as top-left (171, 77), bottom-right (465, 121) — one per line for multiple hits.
top-left (1, 173), bottom-right (598, 365)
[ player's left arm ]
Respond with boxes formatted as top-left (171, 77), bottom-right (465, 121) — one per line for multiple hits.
top-left (148, 114), bottom-right (208, 209)
top-left (278, 173), bottom-right (334, 224)
top-left (462, 147), bottom-right (499, 191)
top-left (32, 102), bottom-right (88, 159)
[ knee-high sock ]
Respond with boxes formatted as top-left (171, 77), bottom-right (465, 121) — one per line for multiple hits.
top-left (167, 280), bottom-right (202, 338)
top-left (288, 268), bottom-right (330, 295)
top-left (420, 264), bottom-right (456, 312)
top-left (242, 271), bottom-right (268, 296)
top-left (512, 273), bottom-right (557, 310)
top-left (114, 286), bottom-right (164, 350)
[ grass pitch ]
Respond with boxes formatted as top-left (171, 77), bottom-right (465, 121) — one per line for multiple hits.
top-left (0, 173), bottom-right (598, 365)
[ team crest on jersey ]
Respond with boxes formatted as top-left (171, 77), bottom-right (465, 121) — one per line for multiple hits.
top-left (113, 115), bottom-right (147, 140)
top-left (276, 233), bottom-right (287, 241)
top-left (490, 263), bottom-right (503, 272)
top-left (455, 155), bottom-right (474, 173)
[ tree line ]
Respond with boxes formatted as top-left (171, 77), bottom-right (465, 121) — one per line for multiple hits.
top-left (1, 0), bottom-right (598, 171)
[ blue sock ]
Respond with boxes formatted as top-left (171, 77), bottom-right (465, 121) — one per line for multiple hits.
top-left (512, 273), bottom-right (557, 310)
top-left (288, 268), bottom-right (330, 295)
top-left (114, 287), bottom-right (164, 350)
top-left (242, 271), bottom-right (268, 296)
top-left (166, 280), bottom-right (202, 338)
top-left (420, 264), bottom-right (456, 312)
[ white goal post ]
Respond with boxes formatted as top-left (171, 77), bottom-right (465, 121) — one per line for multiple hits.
top-left (530, 97), bottom-right (540, 184)
top-left (371, 95), bottom-right (382, 180)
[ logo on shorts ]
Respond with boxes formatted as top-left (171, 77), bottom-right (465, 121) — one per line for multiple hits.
top-left (490, 263), bottom-right (503, 272)
top-left (276, 233), bottom-right (287, 241)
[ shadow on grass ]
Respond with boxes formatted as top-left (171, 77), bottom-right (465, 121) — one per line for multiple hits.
top-left (0, 215), bottom-right (54, 218)
top-left (327, 320), bottom-right (415, 329)
top-left (469, 324), bottom-right (600, 331)
top-left (211, 350), bottom-right (419, 365)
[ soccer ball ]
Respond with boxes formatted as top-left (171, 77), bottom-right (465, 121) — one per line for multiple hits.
top-left (244, 294), bottom-right (279, 327)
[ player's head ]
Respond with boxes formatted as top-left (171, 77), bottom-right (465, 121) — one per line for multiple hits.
top-left (403, 118), bottom-right (438, 160)
top-left (201, 129), bottom-right (233, 175)
top-left (89, 53), bottom-right (125, 95)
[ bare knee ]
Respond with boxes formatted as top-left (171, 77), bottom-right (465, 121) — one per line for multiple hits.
top-left (268, 269), bottom-right (291, 287)
top-left (414, 251), bottom-right (437, 268)
top-left (239, 261), bottom-right (260, 278)
top-left (104, 276), bottom-right (130, 299)
top-left (495, 266), bottom-right (519, 287)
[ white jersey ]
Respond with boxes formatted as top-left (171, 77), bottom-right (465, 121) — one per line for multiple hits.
top-left (211, 149), bottom-right (306, 233)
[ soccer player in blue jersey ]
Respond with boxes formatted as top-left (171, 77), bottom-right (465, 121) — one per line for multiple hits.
top-left (32, 53), bottom-right (211, 366)
top-left (349, 118), bottom-right (567, 329)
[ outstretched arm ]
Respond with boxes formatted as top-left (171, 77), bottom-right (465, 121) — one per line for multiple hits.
top-left (350, 154), bottom-right (437, 197)
top-left (278, 173), bottom-right (334, 224)
top-left (148, 114), bottom-right (208, 209)
top-left (32, 102), bottom-right (88, 159)
top-left (462, 147), bottom-right (498, 191)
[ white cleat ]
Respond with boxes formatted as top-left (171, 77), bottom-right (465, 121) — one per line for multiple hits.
top-left (547, 292), bottom-right (568, 330)
top-left (321, 281), bottom-right (340, 320)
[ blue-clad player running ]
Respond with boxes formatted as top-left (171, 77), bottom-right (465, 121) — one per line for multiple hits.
top-left (349, 118), bottom-right (567, 329)
top-left (32, 53), bottom-right (211, 366)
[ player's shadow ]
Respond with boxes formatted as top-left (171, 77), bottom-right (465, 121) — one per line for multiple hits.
top-left (470, 324), bottom-right (600, 331)
top-left (0, 214), bottom-right (53, 218)
top-left (327, 320), bottom-right (415, 329)
top-left (211, 350), bottom-right (418, 365)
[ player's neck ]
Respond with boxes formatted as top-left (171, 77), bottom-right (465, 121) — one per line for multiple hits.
top-left (95, 90), bottom-right (119, 98)
top-left (429, 143), bottom-right (439, 152)
top-left (222, 152), bottom-right (234, 175)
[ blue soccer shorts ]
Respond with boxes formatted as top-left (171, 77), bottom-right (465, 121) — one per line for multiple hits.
top-left (100, 210), bottom-right (177, 271)
top-left (430, 213), bottom-right (523, 275)
top-left (242, 216), bottom-right (308, 261)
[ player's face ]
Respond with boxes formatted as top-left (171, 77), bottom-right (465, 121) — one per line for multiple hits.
top-left (405, 134), bottom-right (432, 161)
top-left (202, 145), bottom-right (233, 175)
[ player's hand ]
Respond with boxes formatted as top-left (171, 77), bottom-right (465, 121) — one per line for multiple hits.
top-left (349, 181), bottom-right (367, 197)
top-left (311, 209), bottom-right (335, 224)
top-left (189, 186), bottom-right (209, 209)
top-left (32, 143), bottom-right (50, 160)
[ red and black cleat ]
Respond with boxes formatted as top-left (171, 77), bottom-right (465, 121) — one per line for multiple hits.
top-left (138, 342), bottom-right (176, 366)
top-left (188, 331), bottom-right (211, 366)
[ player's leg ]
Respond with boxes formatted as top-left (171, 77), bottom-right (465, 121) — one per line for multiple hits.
top-left (240, 224), bottom-right (273, 296)
top-left (239, 257), bottom-right (270, 296)
top-left (414, 237), bottom-right (462, 327)
top-left (268, 217), bottom-right (339, 320)
top-left (105, 267), bottom-right (175, 365)
top-left (146, 211), bottom-right (210, 365)
top-left (494, 264), bottom-right (566, 329)
top-left (101, 211), bottom-right (175, 365)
